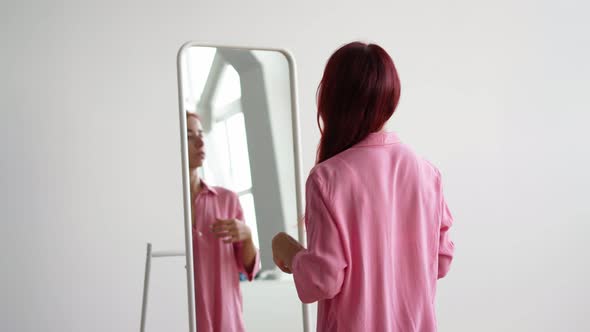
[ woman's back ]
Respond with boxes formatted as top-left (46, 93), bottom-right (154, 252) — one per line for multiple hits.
top-left (292, 131), bottom-right (454, 332)
top-left (273, 41), bottom-right (454, 332)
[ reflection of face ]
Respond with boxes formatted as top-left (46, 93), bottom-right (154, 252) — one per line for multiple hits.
top-left (187, 115), bottom-right (205, 169)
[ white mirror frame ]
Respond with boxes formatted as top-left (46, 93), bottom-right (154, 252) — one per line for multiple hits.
top-left (176, 42), bottom-right (310, 332)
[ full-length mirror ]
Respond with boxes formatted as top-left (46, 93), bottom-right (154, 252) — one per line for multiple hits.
top-left (177, 44), bottom-right (308, 332)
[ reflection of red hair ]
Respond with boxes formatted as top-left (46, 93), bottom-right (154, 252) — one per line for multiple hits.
top-left (316, 42), bottom-right (401, 164)
top-left (186, 111), bottom-right (200, 120)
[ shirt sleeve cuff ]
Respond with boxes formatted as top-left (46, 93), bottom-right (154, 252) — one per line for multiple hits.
top-left (244, 248), bottom-right (261, 281)
top-left (291, 248), bottom-right (306, 274)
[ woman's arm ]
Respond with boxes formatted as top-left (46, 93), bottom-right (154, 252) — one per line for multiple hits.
top-left (239, 235), bottom-right (258, 274)
top-left (211, 193), bottom-right (260, 280)
top-left (274, 173), bottom-right (348, 303)
top-left (436, 171), bottom-right (455, 279)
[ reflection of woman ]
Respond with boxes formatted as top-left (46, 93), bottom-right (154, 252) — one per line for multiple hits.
top-left (272, 42), bottom-right (455, 331)
top-left (186, 112), bottom-right (260, 332)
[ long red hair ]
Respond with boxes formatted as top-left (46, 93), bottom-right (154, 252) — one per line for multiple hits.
top-left (316, 42), bottom-right (401, 164)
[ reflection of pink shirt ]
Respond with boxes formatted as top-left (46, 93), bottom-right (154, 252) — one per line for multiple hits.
top-left (192, 181), bottom-right (260, 332)
top-left (292, 132), bottom-right (455, 332)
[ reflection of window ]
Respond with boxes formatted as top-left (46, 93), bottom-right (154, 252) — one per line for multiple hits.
top-left (202, 64), bottom-right (259, 249)
top-left (226, 113), bottom-right (252, 191)
top-left (184, 47), bottom-right (216, 110)
top-left (211, 65), bottom-right (241, 109)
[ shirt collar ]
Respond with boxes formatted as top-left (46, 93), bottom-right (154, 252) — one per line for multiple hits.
top-left (200, 179), bottom-right (218, 196)
top-left (354, 131), bottom-right (401, 147)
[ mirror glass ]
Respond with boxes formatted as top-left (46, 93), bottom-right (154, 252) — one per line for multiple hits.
top-left (178, 46), bottom-right (302, 332)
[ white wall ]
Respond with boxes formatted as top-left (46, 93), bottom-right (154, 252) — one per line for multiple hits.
top-left (242, 280), bottom-right (302, 332)
top-left (1, 0), bottom-right (589, 331)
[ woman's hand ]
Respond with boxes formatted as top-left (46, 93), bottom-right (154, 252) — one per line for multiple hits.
top-left (211, 218), bottom-right (252, 244)
top-left (272, 232), bottom-right (304, 274)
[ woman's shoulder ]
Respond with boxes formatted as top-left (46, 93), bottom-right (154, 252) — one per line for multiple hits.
top-left (306, 154), bottom-right (356, 195)
top-left (310, 141), bottom-right (441, 185)
top-left (309, 154), bottom-right (347, 179)
top-left (211, 186), bottom-right (239, 200)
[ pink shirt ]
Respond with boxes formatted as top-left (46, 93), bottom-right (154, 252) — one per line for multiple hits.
top-left (292, 132), bottom-right (455, 332)
top-left (192, 181), bottom-right (260, 332)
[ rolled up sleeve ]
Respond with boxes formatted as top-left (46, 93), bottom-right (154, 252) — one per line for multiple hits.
top-left (291, 174), bottom-right (348, 303)
top-left (232, 194), bottom-right (260, 281)
top-left (437, 176), bottom-right (455, 279)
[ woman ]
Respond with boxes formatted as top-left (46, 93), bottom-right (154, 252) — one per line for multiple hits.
top-left (272, 42), bottom-right (455, 331)
top-left (186, 111), bottom-right (260, 332)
